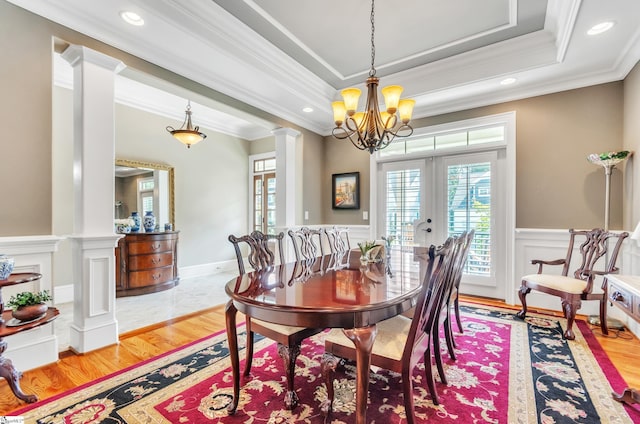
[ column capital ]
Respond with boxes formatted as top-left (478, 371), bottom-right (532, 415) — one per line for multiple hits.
top-left (272, 127), bottom-right (301, 138)
top-left (61, 44), bottom-right (126, 74)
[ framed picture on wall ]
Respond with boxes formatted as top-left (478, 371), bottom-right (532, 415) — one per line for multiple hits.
top-left (332, 172), bottom-right (360, 209)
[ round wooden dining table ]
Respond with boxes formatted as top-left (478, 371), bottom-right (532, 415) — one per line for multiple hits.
top-left (224, 247), bottom-right (430, 424)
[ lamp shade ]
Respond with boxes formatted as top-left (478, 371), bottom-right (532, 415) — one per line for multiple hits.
top-left (381, 85), bottom-right (403, 113)
top-left (341, 88), bottom-right (361, 115)
top-left (171, 130), bottom-right (205, 147)
top-left (398, 99), bottom-right (416, 123)
top-left (332, 101), bottom-right (346, 126)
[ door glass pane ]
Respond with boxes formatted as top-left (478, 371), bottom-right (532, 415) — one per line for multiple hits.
top-left (265, 173), bottom-right (276, 235)
top-left (385, 169), bottom-right (421, 246)
top-left (252, 158), bottom-right (276, 234)
top-left (447, 162), bottom-right (491, 276)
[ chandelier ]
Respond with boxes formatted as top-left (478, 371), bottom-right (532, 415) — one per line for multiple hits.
top-left (331, 0), bottom-right (415, 154)
top-left (166, 100), bottom-right (207, 148)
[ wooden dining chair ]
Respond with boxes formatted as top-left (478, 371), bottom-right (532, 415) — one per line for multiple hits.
top-left (288, 227), bottom-right (325, 260)
top-left (321, 238), bottom-right (455, 421)
top-left (449, 230), bottom-right (475, 335)
top-left (440, 230), bottom-right (475, 359)
top-left (430, 232), bottom-right (470, 383)
top-left (516, 228), bottom-right (628, 340)
top-left (324, 226), bottom-right (351, 254)
top-left (228, 230), bottom-right (324, 409)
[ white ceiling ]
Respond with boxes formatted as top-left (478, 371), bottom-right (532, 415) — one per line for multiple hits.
top-left (9, 0), bottom-right (640, 140)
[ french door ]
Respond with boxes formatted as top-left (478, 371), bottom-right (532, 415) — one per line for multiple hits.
top-left (378, 151), bottom-right (506, 299)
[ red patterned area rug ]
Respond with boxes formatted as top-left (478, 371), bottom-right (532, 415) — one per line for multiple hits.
top-left (12, 305), bottom-right (640, 423)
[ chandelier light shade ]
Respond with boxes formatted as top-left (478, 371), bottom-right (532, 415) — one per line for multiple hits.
top-left (166, 100), bottom-right (207, 148)
top-left (331, 0), bottom-right (415, 154)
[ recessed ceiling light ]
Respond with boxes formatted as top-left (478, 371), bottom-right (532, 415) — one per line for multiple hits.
top-left (120, 11), bottom-right (144, 26)
top-left (500, 77), bottom-right (517, 86)
top-left (302, 107), bottom-right (314, 113)
top-left (587, 21), bottom-right (614, 36)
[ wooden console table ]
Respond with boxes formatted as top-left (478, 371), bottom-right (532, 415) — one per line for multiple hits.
top-left (115, 231), bottom-right (180, 297)
top-left (0, 272), bottom-right (59, 403)
top-left (606, 274), bottom-right (640, 405)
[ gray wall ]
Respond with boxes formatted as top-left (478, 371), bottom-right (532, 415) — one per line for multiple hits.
top-left (323, 82), bottom-right (627, 230)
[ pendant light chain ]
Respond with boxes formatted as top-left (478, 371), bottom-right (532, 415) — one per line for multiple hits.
top-left (369, 0), bottom-right (376, 77)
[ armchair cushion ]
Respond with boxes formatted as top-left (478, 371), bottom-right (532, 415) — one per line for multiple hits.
top-left (522, 274), bottom-right (588, 295)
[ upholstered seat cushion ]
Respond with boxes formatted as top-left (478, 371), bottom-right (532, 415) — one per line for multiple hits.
top-left (251, 318), bottom-right (308, 336)
top-left (324, 315), bottom-right (412, 362)
top-left (522, 274), bottom-right (588, 294)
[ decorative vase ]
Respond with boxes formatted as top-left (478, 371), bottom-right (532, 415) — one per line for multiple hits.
top-left (0, 255), bottom-right (15, 280)
top-left (12, 303), bottom-right (47, 322)
top-left (143, 211), bottom-right (156, 232)
top-left (130, 212), bottom-right (141, 232)
top-left (114, 222), bottom-right (131, 234)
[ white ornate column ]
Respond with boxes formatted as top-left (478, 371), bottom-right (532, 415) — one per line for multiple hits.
top-left (62, 45), bottom-right (125, 353)
top-left (273, 128), bottom-right (301, 261)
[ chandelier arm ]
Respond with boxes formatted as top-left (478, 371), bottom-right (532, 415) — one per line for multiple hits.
top-left (332, 126), bottom-right (356, 141)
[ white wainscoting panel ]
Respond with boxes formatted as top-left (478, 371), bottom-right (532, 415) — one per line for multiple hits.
top-left (0, 235), bottom-right (63, 370)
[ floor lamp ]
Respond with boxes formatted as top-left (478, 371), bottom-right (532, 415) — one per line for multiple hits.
top-left (587, 151), bottom-right (631, 231)
top-left (586, 151), bottom-right (631, 330)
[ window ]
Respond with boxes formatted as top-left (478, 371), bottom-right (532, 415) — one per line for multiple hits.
top-left (251, 155), bottom-right (276, 235)
top-left (379, 124), bottom-right (505, 158)
top-left (138, 177), bottom-right (155, 215)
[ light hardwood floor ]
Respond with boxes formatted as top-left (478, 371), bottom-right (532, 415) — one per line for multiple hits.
top-left (0, 297), bottom-right (638, 416)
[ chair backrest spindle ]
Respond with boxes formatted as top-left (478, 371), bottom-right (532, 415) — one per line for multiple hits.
top-left (228, 230), bottom-right (285, 275)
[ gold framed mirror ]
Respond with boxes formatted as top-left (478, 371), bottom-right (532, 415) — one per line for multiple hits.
top-left (115, 159), bottom-right (175, 229)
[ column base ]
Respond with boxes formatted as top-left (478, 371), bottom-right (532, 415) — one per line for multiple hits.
top-left (70, 320), bottom-right (119, 353)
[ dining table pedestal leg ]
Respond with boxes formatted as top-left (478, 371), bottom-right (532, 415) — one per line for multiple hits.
top-left (343, 325), bottom-right (378, 424)
top-left (225, 301), bottom-right (240, 414)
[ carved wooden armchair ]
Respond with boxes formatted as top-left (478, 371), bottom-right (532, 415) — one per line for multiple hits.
top-left (228, 230), bottom-right (323, 409)
top-left (516, 228), bottom-right (628, 340)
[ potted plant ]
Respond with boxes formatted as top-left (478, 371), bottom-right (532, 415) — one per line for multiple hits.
top-left (358, 241), bottom-right (383, 264)
top-left (6, 290), bottom-right (52, 322)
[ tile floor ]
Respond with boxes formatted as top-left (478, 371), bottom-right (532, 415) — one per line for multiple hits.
top-left (54, 272), bottom-right (236, 351)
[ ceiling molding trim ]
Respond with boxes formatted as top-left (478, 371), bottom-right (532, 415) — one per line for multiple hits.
top-left (391, 30), bottom-right (558, 94)
top-left (544, 0), bottom-right (582, 63)
top-left (241, 0), bottom-right (345, 81)
top-left (410, 67), bottom-right (629, 123)
top-left (160, 0), bottom-right (336, 100)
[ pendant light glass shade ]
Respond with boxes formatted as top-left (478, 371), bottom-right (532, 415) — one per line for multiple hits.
top-left (166, 101), bottom-right (206, 149)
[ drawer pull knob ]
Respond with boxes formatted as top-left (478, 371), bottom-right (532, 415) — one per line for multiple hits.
top-left (611, 291), bottom-right (625, 302)
top-left (151, 243), bottom-right (161, 250)
top-left (151, 258), bottom-right (162, 264)
top-left (152, 273), bottom-right (161, 280)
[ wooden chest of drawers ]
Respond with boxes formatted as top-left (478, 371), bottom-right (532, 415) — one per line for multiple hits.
top-left (115, 231), bottom-right (179, 297)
